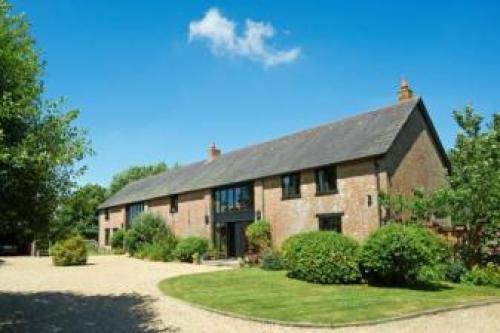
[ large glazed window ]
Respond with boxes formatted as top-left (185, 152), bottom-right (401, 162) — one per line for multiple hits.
top-left (214, 184), bottom-right (253, 214)
top-left (127, 202), bottom-right (144, 224)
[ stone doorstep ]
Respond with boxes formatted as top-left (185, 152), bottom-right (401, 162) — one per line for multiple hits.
top-left (201, 258), bottom-right (240, 267)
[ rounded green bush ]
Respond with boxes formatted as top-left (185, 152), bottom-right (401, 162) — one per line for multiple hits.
top-left (245, 220), bottom-right (271, 254)
top-left (360, 223), bottom-right (450, 285)
top-left (261, 250), bottom-right (283, 271)
top-left (125, 213), bottom-right (175, 256)
top-left (175, 236), bottom-right (209, 262)
top-left (111, 229), bottom-right (125, 249)
top-left (51, 235), bottom-right (88, 266)
top-left (281, 231), bottom-right (361, 284)
top-left (461, 263), bottom-right (500, 286)
top-left (140, 241), bottom-right (176, 262)
top-left (444, 260), bottom-right (467, 283)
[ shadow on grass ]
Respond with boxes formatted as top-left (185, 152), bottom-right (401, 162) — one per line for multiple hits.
top-left (0, 291), bottom-right (179, 333)
top-left (366, 281), bottom-right (453, 292)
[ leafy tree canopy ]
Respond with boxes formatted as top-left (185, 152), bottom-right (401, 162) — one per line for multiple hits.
top-left (0, 0), bottom-right (91, 241)
top-left (447, 106), bottom-right (499, 264)
top-left (108, 162), bottom-right (170, 196)
top-left (49, 184), bottom-right (107, 241)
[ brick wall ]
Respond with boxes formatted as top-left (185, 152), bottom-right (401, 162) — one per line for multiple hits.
top-left (258, 159), bottom-right (383, 246)
top-left (98, 206), bottom-right (126, 247)
top-left (385, 106), bottom-right (448, 196)
top-left (148, 190), bottom-right (212, 239)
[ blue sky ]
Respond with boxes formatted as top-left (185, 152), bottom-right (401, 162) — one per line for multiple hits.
top-left (11, 0), bottom-right (500, 186)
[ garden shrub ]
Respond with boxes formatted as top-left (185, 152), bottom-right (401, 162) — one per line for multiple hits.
top-left (175, 236), bottom-right (209, 262)
top-left (261, 250), bottom-right (283, 271)
top-left (51, 235), bottom-right (88, 266)
top-left (444, 260), bottom-right (467, 283)
top-left (140, 241), bottom-right (176, 262)
top-left (111, 229), bottom-right (125, 250)
top-left (125, 213), bottom-right (176, 257)
top-left (360, 223), bottom-right (450, 286)
top-left (245, 220), bottom-right (271, 255)
top-left (461, 263), bottom-right (500, 286)
top-left (281, 231), bottom-right (361, 284)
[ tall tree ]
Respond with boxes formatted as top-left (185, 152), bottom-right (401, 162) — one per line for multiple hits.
top-left (448, 106), bottom-right (499, 265)
top-left (0, 0), bottom-right (91, 241)
top-left (49, 184), bottom-right (107, 241)
top-left (108, 162), bottom-right (168, 195)
top-left (378, 106), bottom-right (499, 265)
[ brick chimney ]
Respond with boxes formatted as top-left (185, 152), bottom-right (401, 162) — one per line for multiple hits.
top-left (207, 143), bottom-right (221, 162)
top-left (398, 77), bottom-right (414, 101)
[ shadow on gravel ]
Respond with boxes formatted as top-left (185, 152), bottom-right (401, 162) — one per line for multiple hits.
top-left (0, 291), bottom-right (179, 333)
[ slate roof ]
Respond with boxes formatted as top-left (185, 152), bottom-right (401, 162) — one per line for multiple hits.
top-left (99, 97), bottom-right (423, 209)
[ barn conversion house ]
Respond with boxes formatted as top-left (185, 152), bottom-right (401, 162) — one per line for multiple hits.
top-left (98, 81), bottom-right (449, 257)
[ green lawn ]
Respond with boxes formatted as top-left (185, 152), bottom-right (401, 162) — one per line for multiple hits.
top-left (159, 268), bottom-right (500, 325)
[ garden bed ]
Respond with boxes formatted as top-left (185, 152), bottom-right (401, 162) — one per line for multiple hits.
top-left (159, 268), bottom-right (500, 326)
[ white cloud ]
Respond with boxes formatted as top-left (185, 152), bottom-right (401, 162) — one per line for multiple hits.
top-left (189, 8), bottom-right (301, 67)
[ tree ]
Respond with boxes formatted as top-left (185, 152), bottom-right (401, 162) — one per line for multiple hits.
top-left (0, 0), bottom-right (91, 242)
top-left (379, 189), bottom-right (450, 224)
top-left (379, 106), bottom-right (499, 266)
top-left (108, 162), bottom-right (168, 195)
top-left (50, 184), bottom-right (107, 241)
top-left (448, 106), bottom-right (499, 265)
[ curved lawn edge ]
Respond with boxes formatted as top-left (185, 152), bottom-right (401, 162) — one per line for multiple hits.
top-left (160, 291), bottom-right (500, 329)
top-left (159, 269), bottom-right (500, 329)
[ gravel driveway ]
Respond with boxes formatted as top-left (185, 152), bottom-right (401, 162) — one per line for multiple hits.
top-left (0, 255), bottom-right (498, 333)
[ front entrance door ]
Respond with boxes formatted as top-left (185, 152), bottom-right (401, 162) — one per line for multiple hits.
top-left (227, 221), bottom-right (251, 257)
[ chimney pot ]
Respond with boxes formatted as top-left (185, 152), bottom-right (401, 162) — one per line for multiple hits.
top-left (398, 77), bottom-right (414, 101)
top-left (207, 142), bottom-right (221, 161)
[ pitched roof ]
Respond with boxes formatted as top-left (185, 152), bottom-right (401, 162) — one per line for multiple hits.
top-left (99, 97), bottom-right (422, 209)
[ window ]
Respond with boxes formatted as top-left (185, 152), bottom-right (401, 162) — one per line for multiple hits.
top-left (316, 165), bottom-right (338, 194)
top-left (127, 202), bottom-right (144, 225)
top-left (214, 184), bottom-right (253, 214)
top-left (170, 195), bottom-right (178, 213)
top-left (227, 188), bottom-right (235, 211)
top-left (239, 186), bottom-right (251, 210)
top-left (104, 208), bottom-right (109, 221)
top-left (282, 173), bottom-right (301, 199)
top-left (318, 214), bottom-right (342, 233)
top-left (104, 228), bottom-right (111, 246)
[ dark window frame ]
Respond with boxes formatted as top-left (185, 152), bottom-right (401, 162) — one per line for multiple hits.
top-left (170, 195), bottom-right (178, 214)
top-left (317, 213), bottom-right (343, 233)
top-left (315, 165), bottom-right (338, 195)
top-left (104, 208), bottom-right (110, 221)
top-left (281, 173), bottom-right (301, 200)
top-left (126, 202), bottom-right (144, 225)
top-left (213, 183), bottom-right (254, 214)
top-left (104, 228), bottom-right (111, 246)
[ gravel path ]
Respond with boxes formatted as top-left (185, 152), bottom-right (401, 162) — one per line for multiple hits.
top-left (0, 256), bottom-right (498, 333)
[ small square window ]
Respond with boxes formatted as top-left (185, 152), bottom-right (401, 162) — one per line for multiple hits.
top-left (282, 173), bottom-right (301, 199)
top-left (318, 215), bottom-right (342, 233)
top-left (170, 195), bottom-right (178, 213)
top-left (316, 166), bottom-right (338, 194)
